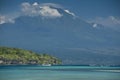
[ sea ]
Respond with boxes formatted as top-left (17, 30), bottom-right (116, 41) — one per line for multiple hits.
top-left (0, 65), bottom-right (120, 80)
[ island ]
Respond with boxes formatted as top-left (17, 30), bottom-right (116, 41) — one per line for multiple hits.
top-left (0, 46), bottom-right (62, 65)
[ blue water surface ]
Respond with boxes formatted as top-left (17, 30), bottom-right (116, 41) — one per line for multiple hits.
top-left (0, 65), bottom-right (120, 80)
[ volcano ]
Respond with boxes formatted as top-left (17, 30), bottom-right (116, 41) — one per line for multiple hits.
top-left (0, 3), bottom-right (120, 65)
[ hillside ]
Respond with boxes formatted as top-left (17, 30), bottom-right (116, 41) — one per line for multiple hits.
top-left (0, 47), bottom-right (61, 65)
top-left (0, 2), bottom-right (120, 65)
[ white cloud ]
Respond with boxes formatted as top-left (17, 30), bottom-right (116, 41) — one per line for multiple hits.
top-left (88, 16), bottom-right (120, 27)
top-left (64, 10), bottom-right (75, 16)
top-left (0, 15), bottom-right (15, 24)
top-left (21, 2), bottom-right (39, 16)
top-left (40, 6), bottom-right (62, 18)
top-left (0, 16), bottom-right (6, 24)
top-left (92, 23), bottom-right (97, 28)
top-left (21, 2), bottom-right (31, 12)
top-left (33, 2), bottom-right (39, 6)
top-left (0, 2), bottom-right (76, 25)
top-left (21, 2), bottom-right (62, 18)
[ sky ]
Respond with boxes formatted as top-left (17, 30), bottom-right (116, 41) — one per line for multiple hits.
top-left (0, 0), bottom-right (120, 28)
top-left (0, 0), bottom-right (120, 65)
top-left (0, 0), bottom-right (120, 18)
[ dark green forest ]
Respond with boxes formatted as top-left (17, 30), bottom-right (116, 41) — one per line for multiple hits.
top-left (0, 47), bottom-right (61, 65)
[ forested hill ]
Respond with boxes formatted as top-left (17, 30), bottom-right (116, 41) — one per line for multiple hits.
top-left (0, 47), bottom-right (61, 65)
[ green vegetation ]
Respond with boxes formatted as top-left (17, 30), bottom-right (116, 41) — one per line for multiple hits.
top-left (0, 46), bottom-right (61, 65)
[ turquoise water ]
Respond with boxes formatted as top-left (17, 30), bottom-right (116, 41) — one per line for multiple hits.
top-left (0, 65), bottom-right (120, 80)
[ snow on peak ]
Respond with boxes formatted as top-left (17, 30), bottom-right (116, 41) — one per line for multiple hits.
top-left (21, 2), bottom-right (63, 18)
top-left (21, 2), bottom-right (76, 18)
top-left (64, 10), bottom-right (75, 16)
top-left (0, 2), bottom-right (76, 25)
top-left (33, 2), bottom-right (39, 6)
top-left (40, 6), bottom-right (62, 18)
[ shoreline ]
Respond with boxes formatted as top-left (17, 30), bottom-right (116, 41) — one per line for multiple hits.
top-left (0, 64), bottom-right (120, 67)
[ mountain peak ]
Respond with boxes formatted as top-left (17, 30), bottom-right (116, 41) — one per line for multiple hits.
top-left (21, 2), bottom-right (75, 18)
top-left (33, 2), bottom-right (39, 6)
top-left (0, 2), bottom-right (76, 25)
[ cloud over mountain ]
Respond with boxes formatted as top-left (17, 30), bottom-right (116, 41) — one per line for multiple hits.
top-left (0, 15), bottom-right (15, 24)
top-left (0, 2), bottom-right (76, 24)
top-left (39, 5), bottom-right (62, 17)
top-left (21, 2), bottom-right (63, 17)
top-left (0, 2), bottom-right (120, 65)
top-left (88, 16), bottom-right (120, 28)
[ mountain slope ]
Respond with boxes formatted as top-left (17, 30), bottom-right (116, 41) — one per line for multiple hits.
top-left (0, 15), bottom-right (120, 48)
top-left (0, 4), bottom-right (120, 65)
